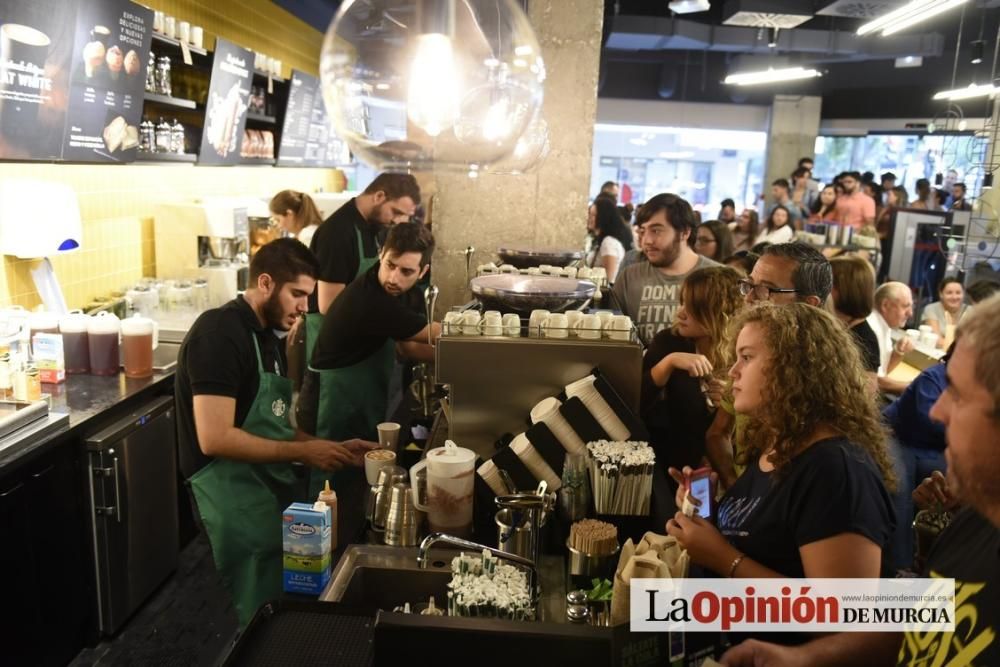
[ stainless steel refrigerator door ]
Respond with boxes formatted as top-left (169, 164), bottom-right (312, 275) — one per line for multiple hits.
top-left (88, 397), bottom-right (179, 634)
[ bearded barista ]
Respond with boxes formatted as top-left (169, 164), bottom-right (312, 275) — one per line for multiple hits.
top-left (175, 239), bottom-right (376, 627)
top-left (298, 224), bottom-right (441, 500)
top-left (309, 173), bottom-right (421, 315)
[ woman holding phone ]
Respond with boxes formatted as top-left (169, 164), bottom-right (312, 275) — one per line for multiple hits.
top-left (666, 304), bottom-right (895, 594)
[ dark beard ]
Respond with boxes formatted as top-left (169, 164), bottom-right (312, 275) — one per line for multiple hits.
top-left (648, 234), bottom-right (683, 269)
top-left (262, 289), bottom-right (287, 330)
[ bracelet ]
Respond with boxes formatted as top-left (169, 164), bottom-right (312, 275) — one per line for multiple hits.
top-left (728, 553), bottom-right (746, 578)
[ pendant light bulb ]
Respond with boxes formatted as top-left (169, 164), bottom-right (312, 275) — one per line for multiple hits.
top-left (408, 33), bottom-right (461, 137)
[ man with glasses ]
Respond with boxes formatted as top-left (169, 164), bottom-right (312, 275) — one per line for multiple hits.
top-left (611, 193), bottom-right (718, 343)
top-left (739, 241), bottom-right (832, 307)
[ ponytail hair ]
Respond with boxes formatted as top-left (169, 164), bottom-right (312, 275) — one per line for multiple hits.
top-left (269, 190), bottom-right (323, 231)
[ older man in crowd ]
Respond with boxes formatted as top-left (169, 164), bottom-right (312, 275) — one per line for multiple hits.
top-left (868, 282), bottom-right (915, 395)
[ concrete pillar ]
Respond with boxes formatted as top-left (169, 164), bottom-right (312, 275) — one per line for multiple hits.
top-left (763, 95), bottom-right (822, 208)
top-left (977, 100), bottom-right (1000, 240)
top-left (427, 0), bottom-right (604, 311)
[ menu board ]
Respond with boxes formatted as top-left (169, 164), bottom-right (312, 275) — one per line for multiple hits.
top-left (277, 69), bottom-right (349, 168)
top-left (198, 37), bottom-right (252, 165)
top-left (0, 0), bottom-right (77, 160)
top-left (61, 0), bottom-right (152, 162)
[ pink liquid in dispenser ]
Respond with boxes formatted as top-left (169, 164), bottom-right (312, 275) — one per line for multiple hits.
top-left (88, 332), bottom-right (120, 376)
top-left (62, 330), bottom-right (90, 374)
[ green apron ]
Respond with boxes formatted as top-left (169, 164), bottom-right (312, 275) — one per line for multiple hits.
top-left (189, 335), bottom-right (303, 628)
top-left (305, 226), bottom-right (392, 500)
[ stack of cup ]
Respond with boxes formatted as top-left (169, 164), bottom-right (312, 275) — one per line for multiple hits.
top-left (530, 397), bottom-right (585, 455)
top-left (565, 375), bottom-right (630, 441)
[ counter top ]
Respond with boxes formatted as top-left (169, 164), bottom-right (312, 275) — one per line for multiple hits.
top-left (0, 370), bottom-right (174, 475)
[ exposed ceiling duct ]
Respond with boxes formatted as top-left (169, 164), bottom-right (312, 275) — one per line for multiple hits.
top-left (605, 14), bottom-right (945, 63)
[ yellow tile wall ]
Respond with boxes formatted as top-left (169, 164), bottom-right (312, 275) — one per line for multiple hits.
top-left (0, 164), bottom-right (339, 310)
top-left (0, 0), bottom-right (335, 311)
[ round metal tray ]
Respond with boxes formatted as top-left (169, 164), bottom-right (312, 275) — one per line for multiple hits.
top-left (470, 274), bottom-right (595, 314)
top-left (497, 246), bottom-right (585, 269)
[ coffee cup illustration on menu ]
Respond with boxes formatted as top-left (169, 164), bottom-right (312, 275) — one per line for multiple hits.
top-left (83, 26), bottom-right (109, 78)
top-left (0, 23), bottom-right (53, 138)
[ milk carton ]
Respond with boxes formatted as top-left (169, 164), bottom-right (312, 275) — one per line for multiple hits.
top-left (282, 501), bottom-right (332, 595)
top-left (32, 333), bottom-right (65, 384)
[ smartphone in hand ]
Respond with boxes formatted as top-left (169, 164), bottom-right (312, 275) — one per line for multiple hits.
top-left (686, 466), bottom-right (716, 521)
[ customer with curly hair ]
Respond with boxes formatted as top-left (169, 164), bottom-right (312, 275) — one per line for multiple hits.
top-left (667, 304), bottom-right (896, 639)
top-left (641, 266), bottom-right (744, 474)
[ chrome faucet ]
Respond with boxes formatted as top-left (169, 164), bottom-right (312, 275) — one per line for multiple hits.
top-left (417, 532), bottom-right (540, 601)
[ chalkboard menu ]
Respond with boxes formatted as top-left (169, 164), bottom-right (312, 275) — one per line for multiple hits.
top-left (277, 69), bottom-right (349, 168)
top-left (61, 0), bottom-right (152, 162)
top-left (197, 38), bottom-right (251, 166)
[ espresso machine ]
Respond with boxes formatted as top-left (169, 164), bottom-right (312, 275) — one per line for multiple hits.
top-left (154, 199), bottom-right (252, 307)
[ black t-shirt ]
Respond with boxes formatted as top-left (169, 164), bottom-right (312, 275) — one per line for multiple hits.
top-left (640, 330), bottom-right (715, 471)
top-left (297, 265), bottom-right (426, 435)
top-left (850, 319), bottom-right (881, 373)
top-left (717, 437), bottom-right (895, 579)
top-left (898, 508), bottom-right (1000, 666)
top-left (307, 197), bottom-right (381, 312)
top-left (175, 297), bottom-right (287, 478)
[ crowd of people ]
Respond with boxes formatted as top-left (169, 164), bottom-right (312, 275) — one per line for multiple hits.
top-left (592, 178), bottom-right (998, 664)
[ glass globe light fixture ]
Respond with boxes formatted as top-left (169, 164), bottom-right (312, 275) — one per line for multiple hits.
top-left (321, 0), bottom-right (546, 172)
top-left (483, 114), bottom-right (550, 175)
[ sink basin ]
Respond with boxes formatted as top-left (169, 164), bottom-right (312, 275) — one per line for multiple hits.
top-left (338, 566), bottom-right (451, 611)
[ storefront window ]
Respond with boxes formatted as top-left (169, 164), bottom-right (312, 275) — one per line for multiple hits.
top-left (813, 133), bottom-right (988, 198)
top-left (591, 124), bottom-right (766, 215)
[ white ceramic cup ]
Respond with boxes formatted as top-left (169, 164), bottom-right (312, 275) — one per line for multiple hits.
top-left (542, 313), bottom-right (569, 338)
top-left (918, 325), bottom-right (933, 334)
top-left (461, 311), bottom-right (481, 335)
top-left (191, 26), bottom-right (204, 48)
top-left (595, 310), bottom-right (614, 327)
top-left (574, 314), bottom-right (602, 340)
top-left (502, 313), bottom-right (521, 337)
top-left (499, 264), bottom-right (517, 274)
top-left (365, 449), bottom-right (397, 486)
top-left (443, 311), bottom-right (463, 335)
top-left (164, 16), bottom-right (176, 39)
top-left (528, 309), bottom-right (549, 337)
top-left (482, 312), bottom-right (503, 336)
top-left (577, 266), bottom-right (592, 280)
top-left (178, 21), bottom-right (191, 44)
top-left (905, 328), bottom-right (921, 342)
top-left (607, 314), bottom-right (632, 341)
top-left (527, 267), bottom-right (541, 275)
top-left (153, 11), bottom-right (164, 33)
top-left (920, 331), bottom-right (939, 348)
top-left (565, 310), bottom-right (583, 333)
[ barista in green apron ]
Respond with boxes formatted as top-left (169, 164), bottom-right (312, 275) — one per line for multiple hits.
top-left (300, 223), bottom-right (442, 498)
top-left (176, 239), bottom-right (375, 628)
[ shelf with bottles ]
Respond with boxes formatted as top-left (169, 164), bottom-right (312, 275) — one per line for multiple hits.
top-left (143, 92), bottom-right (198, 109)
top-left (151, 32), bottom-right (210, 58)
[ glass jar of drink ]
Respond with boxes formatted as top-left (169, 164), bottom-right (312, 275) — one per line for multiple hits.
top-left (87, 312), bottom-right (121, 376)
top-left (120, 315), bottom-right (158, 379)
top-left (59, 311), bottom-right (91, 374)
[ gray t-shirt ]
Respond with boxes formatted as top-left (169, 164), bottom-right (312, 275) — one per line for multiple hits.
top-left (611, 254), bottom-right (719, 344)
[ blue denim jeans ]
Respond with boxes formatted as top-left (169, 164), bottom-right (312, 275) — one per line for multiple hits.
top-left (890, 438), bottom-right (947, 571)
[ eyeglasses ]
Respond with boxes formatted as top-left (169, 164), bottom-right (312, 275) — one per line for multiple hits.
top-left (694, 236), bottom-right (716, 246)
top-left (738, 279), bottom-right (798, 301)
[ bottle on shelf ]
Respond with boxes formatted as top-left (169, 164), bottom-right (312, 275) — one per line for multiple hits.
top-left (155, 117), bottom-right (172, 153)
top-left (170, 119), bottom-right (185, 154)
top-left (145, 51), bottom-right (157, 93)
top-left (139, 119), bottom-right (155, 153)
top-left (155, 55), bottom-right (171, 96)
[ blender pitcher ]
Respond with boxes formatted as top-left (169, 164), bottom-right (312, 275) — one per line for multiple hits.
top-left (410, 440), bottom-right (476, 537)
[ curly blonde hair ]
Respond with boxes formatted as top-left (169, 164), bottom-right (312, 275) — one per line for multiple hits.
top-left (673, 265), bottom-right (745, 370)
top-left (731, 303), bottom-right (896, 491)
